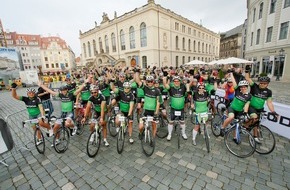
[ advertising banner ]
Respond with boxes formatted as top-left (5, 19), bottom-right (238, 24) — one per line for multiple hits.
top-left (261, 102), bottom-right (290, 139)
top-left (0, 47), bottom-right (20, 69)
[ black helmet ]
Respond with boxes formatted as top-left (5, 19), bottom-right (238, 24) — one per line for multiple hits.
top-left (258, 76), bottom-right (270, 83)
top-left (59, 86), bottom-right (68, 91)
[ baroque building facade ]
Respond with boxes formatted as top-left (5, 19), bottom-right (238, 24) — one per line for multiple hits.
top-left (245, 0), bottom-right (290, 81)
top-left (79, 0), bottom-right (220, 68)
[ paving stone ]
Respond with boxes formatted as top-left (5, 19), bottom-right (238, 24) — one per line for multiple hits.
top-left (142, 175), bottom-right (150, 183)
top-left (62, 182), bottom-right (75, 190)
top-left (155, 151), bottom-right (166, 157)
top-left (206, 171), bottom-right (218, 179)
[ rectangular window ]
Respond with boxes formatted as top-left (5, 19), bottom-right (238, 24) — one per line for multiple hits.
top-left (182, 25), bottom-right (185, 33)
top-left (253, 8), bottom-right (256, 23)
top-left (56, 63), bottom-right (59, 68)
top-left (175, 22), bottom-right (179, 30)
top-left (251, 32), bottom-right (254, 46)
top-left (279, 21), bottom-right (289, 40)
top-left (266, 27), bottom-right (273, 42)
top-left (45, 57), bottom-right (48, 61)
top-left (188, 27), bottom-right (191, 35)
top-left (270, 0), bottom-right (276, 14)
top-left (46, 64), bottom-right (49, 68)
top-left (256, 29), bottom-right (260, 44)
top-left (51, 64), bottom-right (54, 68)
top-left (175, 56), bottom-right (179, 68)
top-left (142, 56), bottom-right (147, 69)
top-left (284, 0), bottom-right (290, 8)
top-left (259, 3), bottom-right (263, 19)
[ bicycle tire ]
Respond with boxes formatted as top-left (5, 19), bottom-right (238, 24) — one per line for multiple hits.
top-left (53, 127), bottom-right (70, 153)
top-left (108, 117), bottom-right (118, 137)
top-left (204, 124), bottom-right (210, 153)
top-left (224, 127), bottom-right (256, 158)
top-left (156, 116), bottom-right (168, 139)
top-left (211, 114), bottom-right (222, 137)
top-left (190, 114), bottom-right (196, 125)
top-left (251, 125), bottom-right (276, 154)
top-left (141, 128), bottom-right (155, 157)
top-left (117, 127), bottom-right (125, 154)
top-left (76, 120), bottom-right (85, 135)
top-left (34, 128), bottom-right (45, 154)
top-left (86, 129), bottom-right (101, 157)
top-left (216, 102), bottom-right (227, 117)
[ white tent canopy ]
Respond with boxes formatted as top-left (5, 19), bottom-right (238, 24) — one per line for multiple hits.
top-left (183, 60), bottom-right (206, 66)
top-left (208, 57), bottom-right (254, 65)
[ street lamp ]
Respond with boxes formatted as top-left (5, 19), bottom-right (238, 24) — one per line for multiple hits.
top-left (276, 48), bottom-right (285, 81)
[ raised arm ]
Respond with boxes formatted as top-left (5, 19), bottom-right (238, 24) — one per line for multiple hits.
top-left (11, 83), bottom-right (20, 100)
top-left (39, 81), bottom-right (58, 96)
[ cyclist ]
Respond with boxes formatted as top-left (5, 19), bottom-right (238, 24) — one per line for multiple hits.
top-left (81, 85), bottom-right (109, 146)
top-left (37, 81), bottom-right (54, 118)
top-left (163, 75), bottom-right (189, 141)
top-left (135, 73), bottom-right (160, 138)
top-left (222, 77), bottom-right (235, 108)
top-left (11, 83), bottom-right (51, 144)
top-left (245, 67), bottom-right (278, 143)
top-left (220, 73), bottom-right (252, 138)
top-left (113, 82), bottom-right (135, 143)
top-left (39, 83), bottom-right (77, 142)
top-left (191, 82), bottom-right (209, 145)
top-left (154, 79), bottom-right (168, 120)
top-left (135, 73), bottom-right (145, 119)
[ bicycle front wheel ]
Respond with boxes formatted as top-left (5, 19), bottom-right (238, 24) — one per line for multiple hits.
top-left (204, 125), bottom-right (210, 153)
top-left (224, 127), bottom-right (256, 158)
top-left (87, 130), bottom-right (101, 157)
top-left (117, 127), bottom-right (125, 154)
top-left (211, 114), bottom-right (222, 137)
top-left (76, 120), bottom-right (85, 135)
top-left (54, 127), bottom-right (70, 153)
top-left (156, 116), bottom-right (168, 139)
top-left (108, 117), bottom-right (118, 137)
top-left (34, 128), bottom-right (45, 154)
top-left (251, 125), bottom-right (276, 154)
top-left (141, 128), bottom-right (155, 157)
top-left (216, 102), bottom-right (226, 116)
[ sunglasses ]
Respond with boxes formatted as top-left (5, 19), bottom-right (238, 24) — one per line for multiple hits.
top-left (91, 91), bottom-right (98, 94)
top-left (120, 76), bottom-right (125, 78)
top-left (173, 80), bottom-right (180, 82)
top-left (124, 87), bottom-right (131, 90)
top-left (147, 81), bottom-right (153, 83)
top-left (240, 86), bottom-right (248, 88)
top-left (199, 87), bottom-right (204, 90)
top-left (259, 83), bottom-right (268, 85)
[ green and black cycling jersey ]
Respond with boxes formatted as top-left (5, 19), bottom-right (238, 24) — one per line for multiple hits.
top-left (99, 83), bottom-right (111, 98)
top-left (167, 84), bottom-right (187, 110)
top-left (204, 77), bottom-right (217, 94)
top-left (192, 91), bottom-right (209, 113)
top-left (67, 83), bottom-right (76, 102)
top-left (58, 93), bottom-right (74, 112)
top-left (249, 82), bottom-right (272, 110)
top-left (140, 84), bottom-right (160, 111)
top-left (230, 88), bottom-right (252, 112)
top-left (80, 83), bottom-right (91, 101)
top-left (88, 94), bottom-right (106, 113)
top-left (114, 80), bottom-right (125, 92)
top-left (136, 86), bottom-right (145, 98)
top-left (191, 85), bottom-right (198, 96)
top-left (115, 91), bottom-right (134, 113)
top-left (159, 84), bottom-right (169, 96)
top-left (131, 81), bottom-right (138, 98)
top-left (20, 96), bottom-right (42, 117)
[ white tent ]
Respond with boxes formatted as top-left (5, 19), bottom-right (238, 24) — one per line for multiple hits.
top-left (183, 60), bottom-right (206, 66)
top-left (208, 57), bottom-right (254, 65)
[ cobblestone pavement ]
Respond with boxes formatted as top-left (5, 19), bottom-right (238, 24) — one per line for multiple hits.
top-left (0, 83), bottom-right (290, 190)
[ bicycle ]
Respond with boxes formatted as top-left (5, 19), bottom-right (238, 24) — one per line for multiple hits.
top-left (116, 115), bottom-right (128, 154)
top-left (53, 118), bottom-right (70, 153)
top-left (246, 111), bottom-right (276, 155)
top-left (74, 103), bottom-right (87, 135)
top-left (172, 111), bottom-right (183, 149)
top-left (211, 105), bottom-right (227, 137)
top-left (224, 114), bottom-right (256, 158)
top-left (194, 112), bottom-right (212, 153)
top-left (140, 116), bottom-right (155, 157)
top-left (156, 109), bottom-right (169, 139)
top-left (107, 106), bottom-right (119, 137)
top-left (86, 118), bottom-right (102, 157)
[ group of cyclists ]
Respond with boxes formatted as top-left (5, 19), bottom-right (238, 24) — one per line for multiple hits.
top-left (10, 63), bottom-right (279, 155)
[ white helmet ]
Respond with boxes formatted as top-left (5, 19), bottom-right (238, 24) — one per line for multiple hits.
top-left (238, 80), bottom-right (249, 87)
top-left (146, 75), bottom-right (154, 81)
top-left (123, 82), bottom-right (131, 88)
top-left (90, 85), bottom-right (99, 91)
top-left (26, 88), bottom-right (36, 93)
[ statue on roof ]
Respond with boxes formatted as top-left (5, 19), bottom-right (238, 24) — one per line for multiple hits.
top-left (114, 11), bottom-right (117, 19)
top-left (148, 0), bottom-right (155, 4)
top-left (101, 12), bottom-right (109, 23)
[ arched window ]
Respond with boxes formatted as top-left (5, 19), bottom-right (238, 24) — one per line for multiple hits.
top-left (142, 56), bottom-right (147, 68)
top-left (83, 43), bottom-right (87, 58)
top-left (120, 30), bottom-right (126, 50)
top-left (87, 41), bottom-right (91, 57)
top-left (93, 40), bottom-right (96, 55)
top-left (176, 36), bottom-right (179, 50)
top-left (99, 37), bottom-right (103, 53)
top-left (202, 43), bottom-right (204, 53)
top-left (193, 40), bottom-right (196, 52)
top-left (198, 42), bottom-right (200, 52)
top-left (140, 23), bottom-right (147, 47)
top-left (129, 26), bottom-right (135, 49)
top-left (105, 35), bottom-right (109, 53)
top-left (188, 39), bottom-right (191, 51)
top-left (111, 33), bottom-right (116, 52)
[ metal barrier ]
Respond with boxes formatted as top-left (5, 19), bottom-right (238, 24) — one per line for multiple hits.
top-left (0, 109), bottom-right (34, 166)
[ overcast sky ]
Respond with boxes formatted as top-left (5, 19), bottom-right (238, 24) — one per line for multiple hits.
top-left (1, 0), bottom-right (247, 56)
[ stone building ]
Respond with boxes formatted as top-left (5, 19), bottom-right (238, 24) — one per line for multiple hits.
top-left (245, 0), bottom-right (290, 81)
top-left (79, 0), bottom-right (220, 69)
top-left (220, 24), bottom-right (244, 59)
